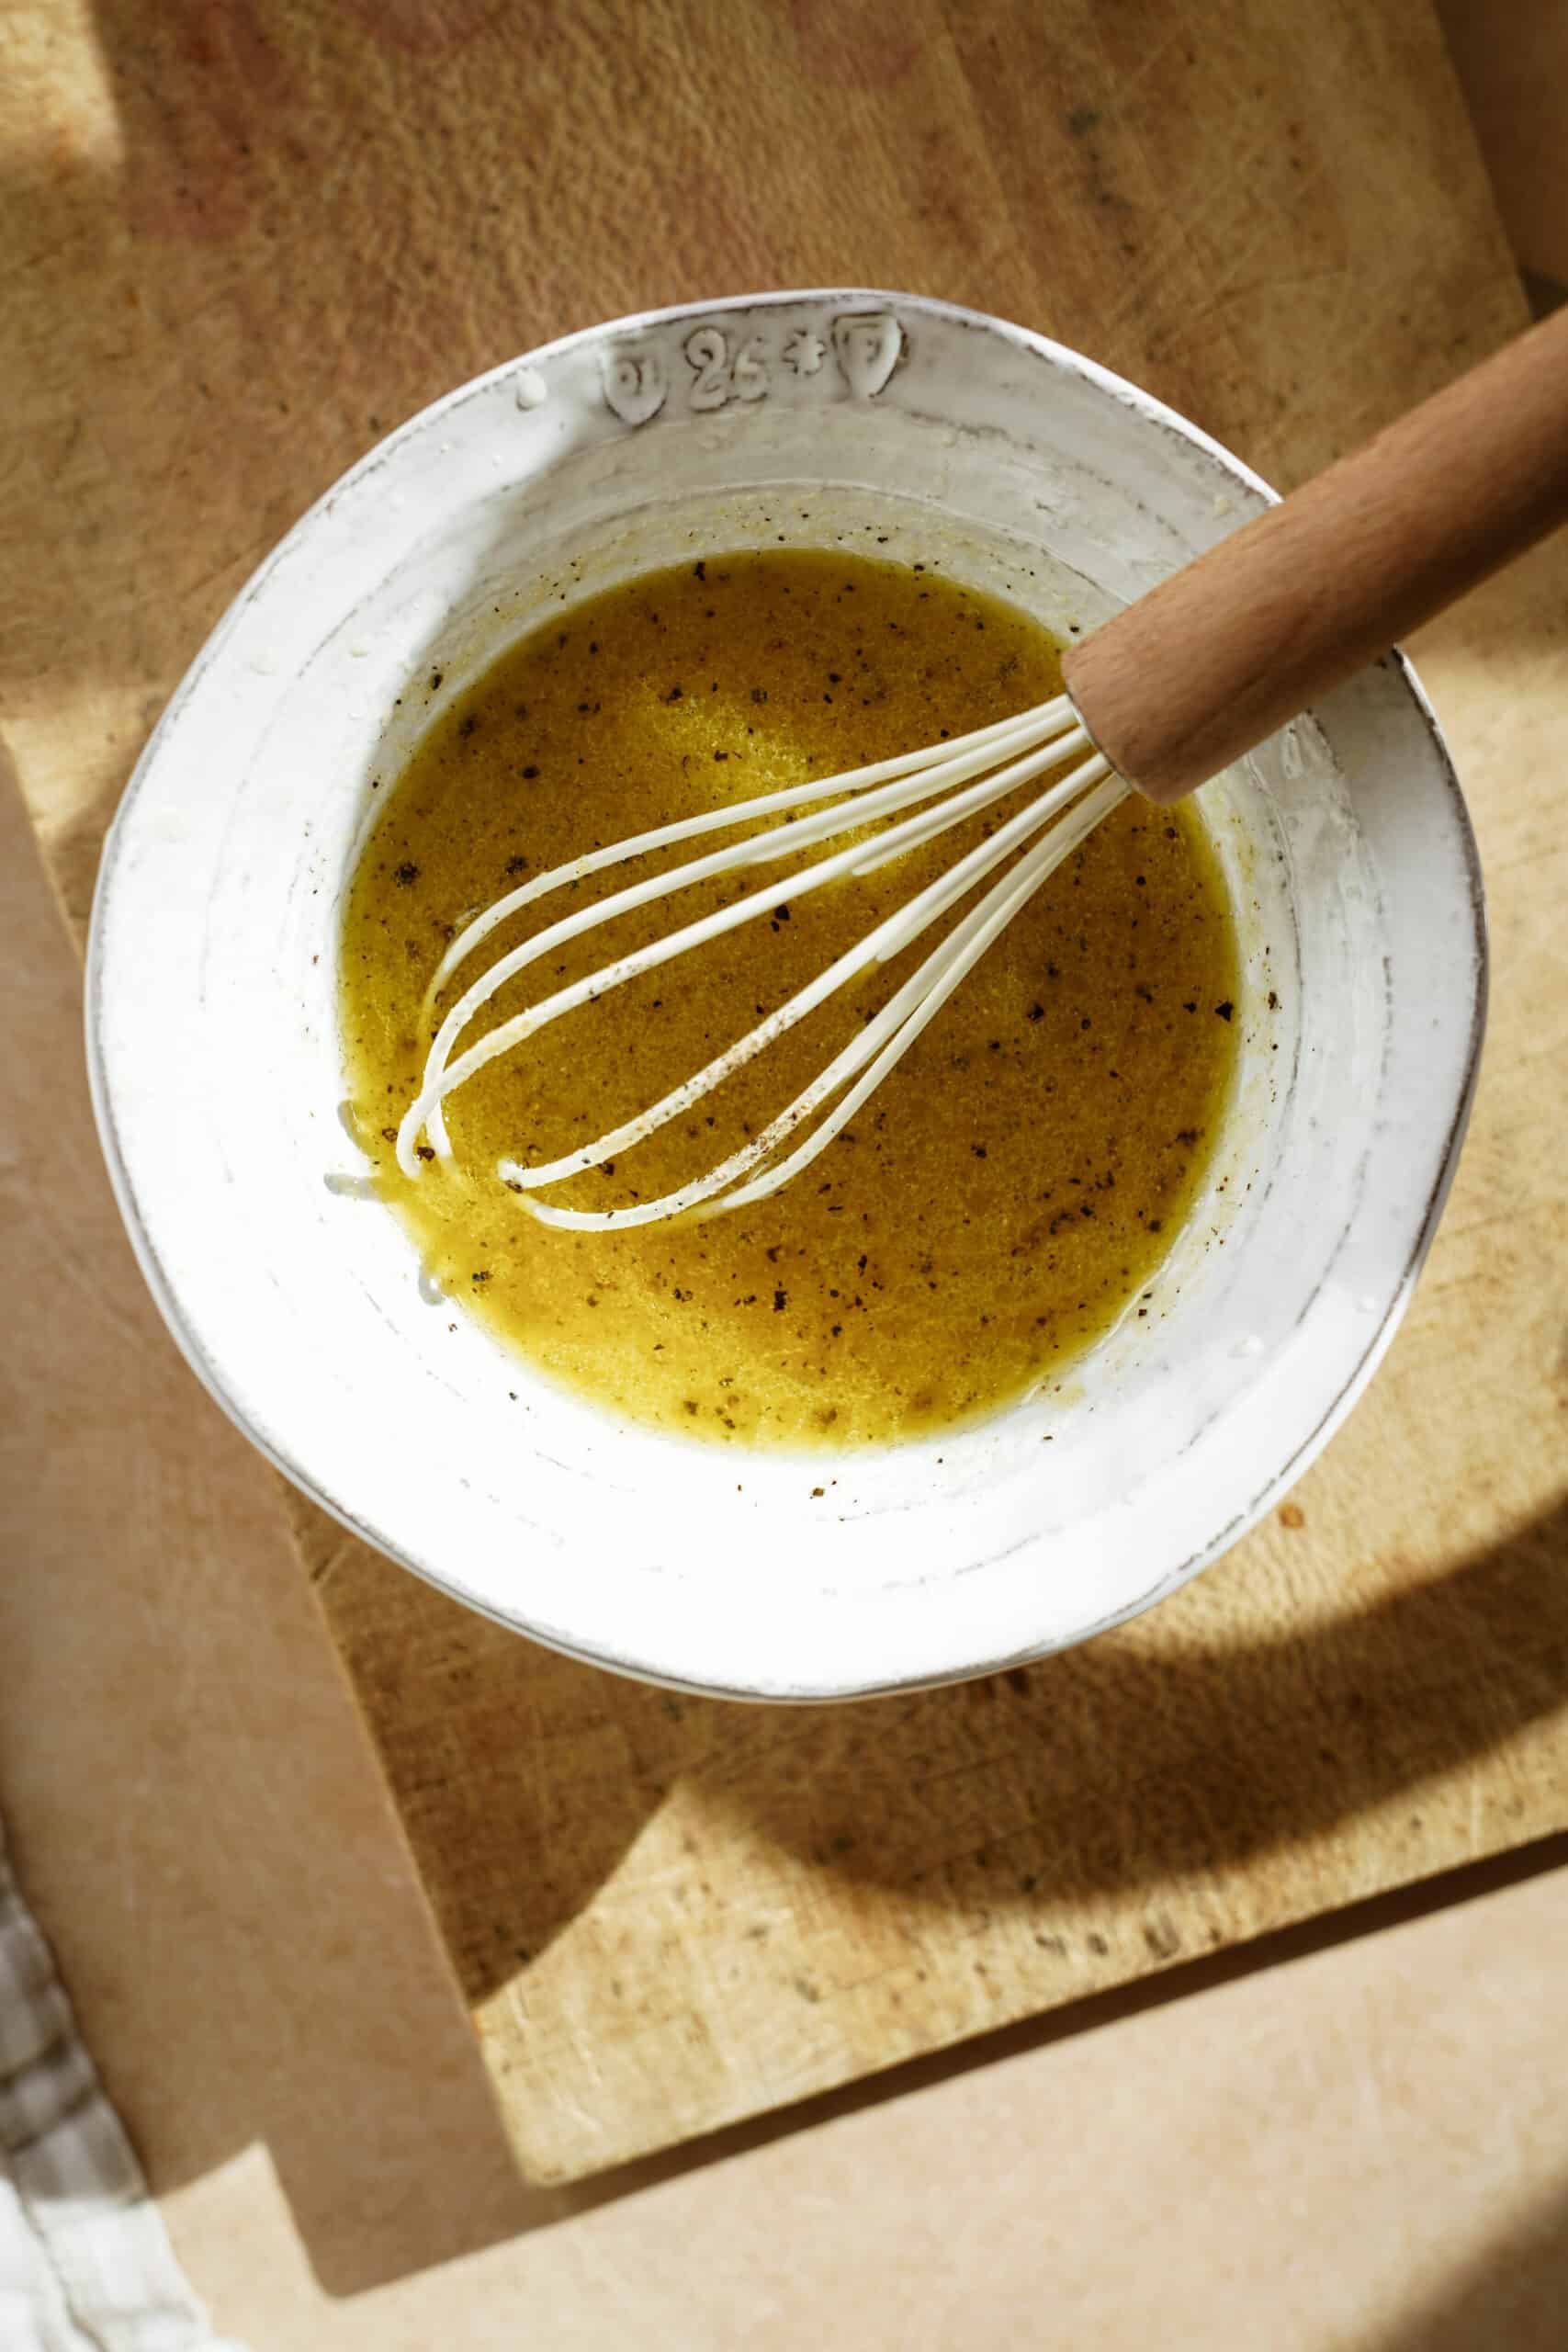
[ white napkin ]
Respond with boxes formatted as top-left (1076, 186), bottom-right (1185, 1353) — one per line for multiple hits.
top-left (0, 1822), bottom-right (246, 2352)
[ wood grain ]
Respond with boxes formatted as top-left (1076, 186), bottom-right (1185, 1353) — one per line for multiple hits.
top-left (6, 0), bottom-right (1568, 2183)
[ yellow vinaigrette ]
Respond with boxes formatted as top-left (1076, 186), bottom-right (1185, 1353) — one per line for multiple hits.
top-left (340, 549), bottom-right (1239, 1447)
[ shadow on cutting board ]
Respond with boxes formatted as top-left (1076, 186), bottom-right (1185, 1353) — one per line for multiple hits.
top-left (317, 1486), bottom-right (1568, 2021)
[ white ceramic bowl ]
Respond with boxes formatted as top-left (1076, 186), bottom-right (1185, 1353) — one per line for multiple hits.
top-left (86, 289), bottom-right (1484, 1701)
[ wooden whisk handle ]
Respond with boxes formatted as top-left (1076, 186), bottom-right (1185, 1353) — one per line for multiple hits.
top-left (1062, 301), bottom-right (1568, 803)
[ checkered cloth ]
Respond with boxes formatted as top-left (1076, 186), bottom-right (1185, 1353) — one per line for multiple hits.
top-left (0, 1822), bottom-right (245, 2352)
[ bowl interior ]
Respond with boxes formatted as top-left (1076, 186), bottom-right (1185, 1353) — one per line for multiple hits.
top-left (87, 292), bottom-right (1483, 1698)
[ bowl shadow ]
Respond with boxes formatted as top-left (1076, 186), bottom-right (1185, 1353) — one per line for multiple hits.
top-left (323, 1486), bottom-right (1568, 2027)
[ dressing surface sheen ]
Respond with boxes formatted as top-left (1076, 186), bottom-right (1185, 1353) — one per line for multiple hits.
top-left (340, 549), bottom-right (1240, 1449)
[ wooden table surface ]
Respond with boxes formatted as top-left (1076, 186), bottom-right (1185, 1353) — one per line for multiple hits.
top-left (6, 0), bottom-right (1568, 2304)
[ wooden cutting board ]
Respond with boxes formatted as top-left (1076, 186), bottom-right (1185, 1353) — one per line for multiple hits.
top-left (6, 0), bottom-right (1567, 2184)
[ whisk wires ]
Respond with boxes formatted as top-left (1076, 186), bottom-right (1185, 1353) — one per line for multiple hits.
top-left (394, 693), bottom-right (1121, 1226)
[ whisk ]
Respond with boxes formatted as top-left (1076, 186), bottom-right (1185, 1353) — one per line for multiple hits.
top-left (396, 304), bottom-right (1568, 1229)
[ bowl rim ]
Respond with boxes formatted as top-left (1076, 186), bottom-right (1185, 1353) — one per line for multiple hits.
top-left (85, 286), bottom-right (1488, 1701)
